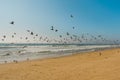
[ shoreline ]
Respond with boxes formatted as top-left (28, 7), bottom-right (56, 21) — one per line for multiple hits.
top-left (0, 48), bottom-right (120, 80)
top-left (0, 46), bottom-right (118, 64)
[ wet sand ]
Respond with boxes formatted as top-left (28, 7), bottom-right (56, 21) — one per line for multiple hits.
top-left (0, 48), bottom-right (120, 80)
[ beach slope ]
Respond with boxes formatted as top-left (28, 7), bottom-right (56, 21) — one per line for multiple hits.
top-left (0, 48), bottom-right (120, 80)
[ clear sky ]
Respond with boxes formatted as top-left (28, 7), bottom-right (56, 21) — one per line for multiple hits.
top-left (0, 0), bottom-right (120, 43)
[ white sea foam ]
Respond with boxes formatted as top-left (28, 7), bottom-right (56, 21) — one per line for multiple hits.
top-left (0, 44), bottom-right (118, 63)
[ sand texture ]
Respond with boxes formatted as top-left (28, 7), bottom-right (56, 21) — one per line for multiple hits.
top-left (0, 48), bottom-right (120, 80)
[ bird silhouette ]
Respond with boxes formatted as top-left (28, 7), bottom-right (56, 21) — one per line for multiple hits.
top-left (73, 27), bottom-right (75, 29)
top-left (14, 33), bottom-right (16, 35)
top-left (59, 35), bottom-right (62, 38)
top-left (25, 37), bottom-right (28, 40)
top-left (12, 35), bottom-right (14, 38)
top-left (70, 15), bottom-right (73, 18)
top-left (10, 21), bottom-right (14, 25)
top-left (27, 30), bottom-right (30, 32)
top-left (30, 32), bottom-right (34, 35)
top-left (55, 29), bottom-right (58, 32)
top-left (67, 32), bottom-right (70, 36)
top-left (3, 35), bottom-right (6, 38)
top-left (51, 26), bottom-right (54, 30)
top-left (2, 39), bottom-right (4, 41)
top-left (35, 34), bottom-right (38, 36)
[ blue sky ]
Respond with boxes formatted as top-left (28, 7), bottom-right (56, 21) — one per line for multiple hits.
top-left (0, 0), bottom-right (120, 43)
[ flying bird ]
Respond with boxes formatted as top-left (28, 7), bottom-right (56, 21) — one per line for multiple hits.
top-left (3, 35), bottom-right (6, 38)
top-left (70, 15), bottom-right (73, 18)
top-left (70, 36), bottom-right (73, 39)
top-left (14, 33), bottom-right (16, 35)
top-left (30, 32), bottom-right (34, 35)
top-left (67, 32), bottom-right (70, 36)
top-left (25, 37), bottom-right (28, 40)
top-left (51, 26), bottom-right (54, 30)
top-left (55, 29), bottom-right (58, 32)
top-left (1, 39), bottom-right (4, 41)
top-left (59, 35), bottom-right (62, 38)
top-left (27, 30), bottom-right (30, 32)
top-left (98, 35), bottom-right (102, 38)
top-left (35, 34), bottom-right (38, 36)
top-left (12, 35), bottom-right (14, 38)
top-left (10, 21), bottom-right (14, 25)
top-left (73, 27), bottom-right (75, 29)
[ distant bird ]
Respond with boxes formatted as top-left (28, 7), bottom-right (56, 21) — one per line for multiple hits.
top-left (2, 39), bottom-right (4, 41)
top-left (14, 33), bottom-right (16, 35)
top-left (98, 35), bottom-right (101, 37)
top-left (94, 37), bottom-right (97, 40)
top-left (3, 35), bottom-right (6, 38)
top-left (39, 36), bottom-right (42, 40)
top-left (70, 15), bottom-right (73, 18)
top-left (51, 26), bottom-right (54, 30)
top-left (81, 35), bottom-right (84, 39)
top-left (73, 27), bottom-right (75, 29)
top-left (55, 29), bottom-right (58, 32)
top-left (46, 40), bottom-right (49, 42)
top-left (10, 21), bottom-right (14, 25)
top-left (12, 35), bottom-right (14, 38)
top-left (30, 32), bottom-right (34, 35)
top-left (27, 30), bottom-right (30, 32)
top-left (70, 36), bottom-right (73, 39)
top-left (13, 60), bottom-right (18, 63)
top-left (59, 35), bottom-right (62, 38)
top-left (36, 34), bottom-right (38, 36)
top-left (25, 37), bottom-right (28, 40)
top-left (4, 61), bottom-right (7, 63)
top-left (67, 32), bottom-right (70, 36)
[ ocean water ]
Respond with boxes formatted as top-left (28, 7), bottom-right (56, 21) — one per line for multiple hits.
top-left (0, 43), bottom-right (118, 63)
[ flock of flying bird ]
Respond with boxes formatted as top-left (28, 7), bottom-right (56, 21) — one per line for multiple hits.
top-left (1, 15), bottom-right (120, 45)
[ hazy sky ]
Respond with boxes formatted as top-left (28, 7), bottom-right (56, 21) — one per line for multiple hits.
top-left (0, 0), bottom-right (120, 43)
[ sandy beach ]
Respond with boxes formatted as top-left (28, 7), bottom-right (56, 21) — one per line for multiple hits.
top-left (0, 48), bottom-right (120, 80)
top-left (1, 0), bottom-right (120, 80)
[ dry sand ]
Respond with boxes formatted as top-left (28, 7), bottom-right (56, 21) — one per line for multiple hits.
top-left (0, 48), bottom-right (120, 80)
